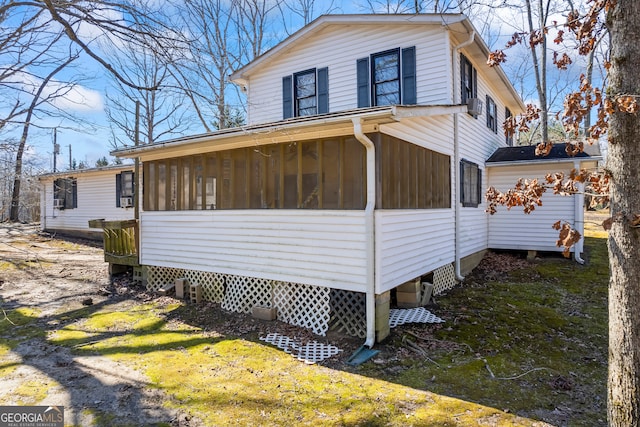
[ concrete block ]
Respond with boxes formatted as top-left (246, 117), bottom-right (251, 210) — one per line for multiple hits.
top-left (251, 306), bottom-right (277, 321)
top-left (420, 282), bottom-right (434, 305)
top-left (175, 278), bottom-right (188, 299)
top-left (189, 283), bottom-right (202, 303)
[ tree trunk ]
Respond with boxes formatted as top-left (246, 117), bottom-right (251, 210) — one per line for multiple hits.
top-left (607, 0), bottom-right (640, 425)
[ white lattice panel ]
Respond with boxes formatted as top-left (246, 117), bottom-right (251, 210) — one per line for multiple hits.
top-left (146, 266), bottom-right (185, 292)
top-left (329, 290), bottom-right (366, 338)
top-left (273, 282), bottom-right (331, 336)
top-left (221, 276), bottom-right (273, 314)
top-left (184, 270), bottom-right (225, 303)
top-left (433, 263), bottom-right (458, 295)
top-left (260, 332), bottom-right (342, 364)
top-left (389, 307), bottom-right (445, 328)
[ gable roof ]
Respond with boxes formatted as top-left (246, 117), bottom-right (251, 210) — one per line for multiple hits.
top-left (230, 13), bottom-right (525, 112)
top-left (486, 143), bottom-right (601, 166)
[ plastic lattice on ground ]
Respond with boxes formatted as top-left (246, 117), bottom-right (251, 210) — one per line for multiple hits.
top-left (433, 263), bottom-right (458, 295)
top-left (388, 307), bottom-right (445, 328)
top-left (260, 332), bottom-right (342, 364)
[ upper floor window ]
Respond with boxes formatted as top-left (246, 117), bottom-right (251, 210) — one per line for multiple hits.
top-left (372, 49), bottom-right (400, 105)
top-left (295, 69), bottom-right (317, 116)
top-left (460, 160), bottom-right (482, 208)
top-left (505, 107), bottom-right (514, 146)
top-left (282, 67), bottom-right (328, 119)
top-left (460, 54), bottom-right (477, 106)
top-left (486, 96), bottom-right (497, 133)
top-left (53, 177), bottom-right (77, 210)
top-left (357, 46), bottom-right (416, 108)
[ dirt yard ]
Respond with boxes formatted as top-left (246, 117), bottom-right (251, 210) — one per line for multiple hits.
top-left (0, 222), bottom-right (608, 426)
top-left (0, 224), bottom-right (202, 426)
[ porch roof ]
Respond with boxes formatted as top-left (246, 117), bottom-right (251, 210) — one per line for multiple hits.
top-left (111, 104), bottom-right (466, 162)
top-left (485, 143), bottom-right (602, 167)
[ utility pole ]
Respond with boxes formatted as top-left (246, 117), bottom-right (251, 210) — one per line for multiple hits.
top-left (68, 145), bottom-right (72, 170)
top-left (53, 129), bottom-right (59, 172)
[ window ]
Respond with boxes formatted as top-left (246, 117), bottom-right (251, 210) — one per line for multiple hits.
top-left (505, 107), bottom-right (513, 146)
top-left (282, 67), bottom-right (328, 119)
top-left (460, 54), bottom-right (477, 108)
top-left (460, 160), bottom-right (482, 208)
top-left (294, 69), bottom-right (317, 116)
top-left (372, 49), bottom-right (400, 106)
top-left (486, 96), bottom-right (497, 133)
top-left (53, 177), bottom-right (77, 209)
top-left (116, 171), bottom-right (135, 207)
top-left (357, 46), bottom-right (416, 108)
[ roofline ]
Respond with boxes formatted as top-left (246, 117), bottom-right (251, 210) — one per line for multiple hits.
top-left (38, 163), bottom-right (135, 180)
top-left (112, 104), bottom-right (468, 159)
top-left (230, 13), bottom-right (467, 84)
top-left (230, 13), bottom-right (525, 112)
top-left (486, 156), bottom-right (602, 167)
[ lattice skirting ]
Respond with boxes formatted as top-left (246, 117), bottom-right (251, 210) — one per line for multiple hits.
top-left (432, 263), bottom-right (458, 295)
top-left (145, 266), bottom-right (361, 337)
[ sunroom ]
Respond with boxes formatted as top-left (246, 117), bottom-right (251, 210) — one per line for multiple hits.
top-left (113, 105), bottom-right (464, 344)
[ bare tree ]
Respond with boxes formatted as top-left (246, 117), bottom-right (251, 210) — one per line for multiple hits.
top-left (276, 0), bottom-right (339, 35)
top-left (105, 41), bottom-right (191, 147)
top-left (9, 52), bottom-right (79, 221)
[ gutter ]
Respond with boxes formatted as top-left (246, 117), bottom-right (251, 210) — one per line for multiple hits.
top-left (352, 117), bottom-right (377, 348)
top-left (452, 30), bottom-right (476, 282)
top-left (573, 159), bottom-right (585, 264)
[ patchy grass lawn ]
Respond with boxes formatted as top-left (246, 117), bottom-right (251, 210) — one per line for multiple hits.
top-left (360, 230), bottom-right (608, 426)
top-left (1, 225), bottom-right (608, 426)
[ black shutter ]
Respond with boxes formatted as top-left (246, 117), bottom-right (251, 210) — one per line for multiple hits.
top-left (460, 53), bottom-right (467, 103)
top-left (282, 75), bottom-right (293, 119)
top-left (356, 57), bottom-right (370, 108)
top-left (459, 161), bottom-right (465, 206)
top-left (401, 46), bottom-right (416, 105)
top-left (485, 95), bottom-right (490, 127)
top-left (472, 66), bottom-right (477, 98)
top-left (317, 67), bottom-right (329, 114)
top-left (116, 173), bottom-right (122, 207)
top-left (477, 166), bottom-right (483, 207)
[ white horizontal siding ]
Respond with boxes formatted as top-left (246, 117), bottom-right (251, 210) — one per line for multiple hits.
top-left (380, 116), bottom-right (454, 155)
top-left (247, 23), bottom-right (450, 125)
top-left (375, 209), bottom-right (455, 293)
top-left (487, 163), bottom-right (577, 252)
top-left (140, 210), bottom-right (369, 292)
top-left (40, 171), bottom-right (134, 233)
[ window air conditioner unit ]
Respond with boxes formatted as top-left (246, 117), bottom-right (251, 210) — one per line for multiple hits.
top-left (120, 197), bottom-right (133, 208)
top-left (467, 98), bottom-right (483, 116)
top-left (53, 198), bottom-right (64, 209)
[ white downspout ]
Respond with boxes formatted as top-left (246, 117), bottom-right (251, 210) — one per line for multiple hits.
top-left (573, 160), bottom-right (585, 264)
top-left (352, 117), bottom-right (377, 348)
top-left (453, 31), bottom-right (475, 281)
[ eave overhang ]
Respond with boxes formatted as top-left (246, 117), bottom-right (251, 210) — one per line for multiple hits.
top-left (111, 104), bottom-right (467, 162)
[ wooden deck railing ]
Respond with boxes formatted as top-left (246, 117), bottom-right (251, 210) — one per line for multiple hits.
top-left (88, 219), bottom-right (139, 266)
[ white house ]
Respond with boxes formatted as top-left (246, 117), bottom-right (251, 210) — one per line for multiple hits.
top-left (111, 14), bottom-right (591, 346)
top-left (39, 165), bottom-right (136, 239)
